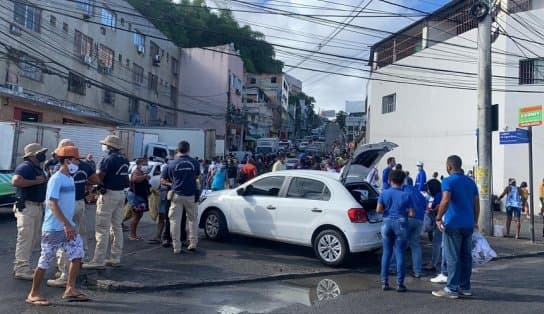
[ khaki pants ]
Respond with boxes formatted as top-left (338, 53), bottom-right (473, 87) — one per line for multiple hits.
top-left (13, 202), bottom-right (43, 273)
top-left (169, 194), bottom-right (198, 252)
top-left (90, 190), bottom-right (125, 264)
top-left (56, 199), bottom-right (86, 278)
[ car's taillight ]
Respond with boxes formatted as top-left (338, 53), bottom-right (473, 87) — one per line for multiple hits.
top-left (348, 208), bottom-right (368, 223)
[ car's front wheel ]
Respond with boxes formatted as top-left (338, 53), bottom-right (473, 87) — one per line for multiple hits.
top-left (313, 229), bottom-right (348, 267)
top-left (203, 209), bottom-right (228, 240)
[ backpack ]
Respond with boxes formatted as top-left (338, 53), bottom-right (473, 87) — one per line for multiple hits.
top-left (237, 169), bottom-right (248, 184)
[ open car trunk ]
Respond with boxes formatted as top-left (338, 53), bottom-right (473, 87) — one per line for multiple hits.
top-left (345, 181), bottom-right (382, 223)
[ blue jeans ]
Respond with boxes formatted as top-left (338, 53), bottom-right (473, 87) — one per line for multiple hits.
top-left (381, 218), bottom-right (408, 285)
top-left (432, 223), bottom-right (448, 274)
top-left (443, 227), bottom-right (473, 292)
top-left (407, 218), bottom-right (423, 275)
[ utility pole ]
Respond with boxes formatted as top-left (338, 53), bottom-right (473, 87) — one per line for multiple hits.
top-left (472, 1), bottom-right (493, 235)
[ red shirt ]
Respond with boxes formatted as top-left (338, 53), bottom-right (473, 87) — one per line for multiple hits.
top-left (242, 163), bottom-right (257, 180)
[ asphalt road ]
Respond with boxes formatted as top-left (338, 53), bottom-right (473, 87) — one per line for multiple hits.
top-left (1, 207), bottom-right (543, 314)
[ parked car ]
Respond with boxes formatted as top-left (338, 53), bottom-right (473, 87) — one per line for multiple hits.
top-left (285, 158), bottom-right (298, 169)
top-left (298, 141), bottom-right (309, 151)
top-left (197, 141), bottom-right (398, 266)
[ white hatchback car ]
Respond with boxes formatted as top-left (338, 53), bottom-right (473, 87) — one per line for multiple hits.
top-left (197, 142), bottom-right (398, 266)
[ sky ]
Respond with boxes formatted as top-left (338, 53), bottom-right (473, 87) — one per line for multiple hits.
top-left (222, 0), bottom-right (452, 113)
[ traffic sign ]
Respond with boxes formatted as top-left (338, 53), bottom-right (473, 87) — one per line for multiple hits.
top-left (518, 105), bottom-right (542, 127)
top-left (499, 129), bottom-right (529, 144)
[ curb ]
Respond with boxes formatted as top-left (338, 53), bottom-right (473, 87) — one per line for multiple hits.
top-left (493, 251), bottom-right (544, 261)
top-left (84, 269), bottom-right (356, 293)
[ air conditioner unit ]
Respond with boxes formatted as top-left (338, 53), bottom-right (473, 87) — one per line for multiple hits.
top-left (153, 54), bottom-right (161, 66)
top-left (83, 55), bottom-right (92, 65)
top-left (137, 45), bottom-right (145, 54)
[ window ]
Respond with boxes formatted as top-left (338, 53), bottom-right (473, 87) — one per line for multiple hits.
top-left (98, 44), bottom-right (114, 73)
top-left (170, 85), bottom-right (177, 106)
top-left (150, 41), bottom-right (159, 60)
top-left (118, 53), bottom-right (122, 63)
top-left (382, 93), bottom-right (396, 114)
top-left (519, 59), bottom-right (544, 85)
top-left (120, 17), bottom-right (125, 26)
top-left (171, 57), bottom-right (179, 76)
top-left (74, 30), bottom-right (93, 59)
top-left (245, 176), bottom-right (285, 197)
top-left (15, 108), bottom-right (41, 122)
top-left (250, 78), bottom-right (256, 84)
top-left (49, 15), bottom-right (56, 27)
top-left (133, 33), bottom-right (145, 52)
top-left (103, 89), bottom-right (115, 105)
top-left (148, 73), bottom-right (158, 91)
top-left (19, 55), bottom-right (43, 81)
top-left (508, 0), bottom-right (531, 13)
top-left (13, 2), bottom-right (41, 32)
top-left (165, 111), bottom-right (175, 126)
top-left (68, 72), bottom-right (86, 95)
top-left (62, 22), bottom-right (68, 32)
top-left (271, 76), bottom-right (277, 83)
top-left (129, 98), bottom-right (139, 114)
top-left (77, 0), bottom-right (93, 15)
top-left (287, 178), bottom-right (330, 201)
top-left (100, 8), bottom-right (116, 28)
top-left (132, 63), bottom-right (144, 85)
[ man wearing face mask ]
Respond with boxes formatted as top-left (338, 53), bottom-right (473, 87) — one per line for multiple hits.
top-left (11, 143), bottom-right (48, 280)
top-left (47, 139), bottom-right (98, 288)
top-left (84, 135), bottom-right (129, 269)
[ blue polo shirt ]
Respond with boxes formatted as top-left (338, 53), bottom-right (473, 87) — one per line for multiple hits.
top-left (403, 185), bottom-right (426, 220)
top-left (99, 151), bottom-right (129, 191)
top-left (163, 155), bottom-right (200, 197)
top-left (14, 161), bottom-right (47, 202)
top-left (442, 173), bottom-right (479, 228)
top-left (382, 167), bottom-right (393, 190)
top-left (378, 187), bottom-right (411, 219)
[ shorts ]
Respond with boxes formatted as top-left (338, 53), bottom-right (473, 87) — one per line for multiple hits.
top-left (506, 206), bottom-right (521, 218)
top-left (159, 199), bottom-right (168, 215)
top-left (38, 231), bottom-right (83, 270)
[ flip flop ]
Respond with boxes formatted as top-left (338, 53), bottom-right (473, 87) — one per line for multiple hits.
top-left (62, 293), bottom-right (90, 302)
top-left (26, 298), bottom-right (51, 306)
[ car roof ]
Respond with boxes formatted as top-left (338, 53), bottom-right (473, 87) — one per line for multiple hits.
top-left (263, 170), bottom-right (341, 183)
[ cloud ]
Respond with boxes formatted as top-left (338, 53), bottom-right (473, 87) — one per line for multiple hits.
top-left (229, 0), bottom-right (450, 112)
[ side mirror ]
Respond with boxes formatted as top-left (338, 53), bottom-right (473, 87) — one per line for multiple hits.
top-left (237, 188), bottom-right (245, 196)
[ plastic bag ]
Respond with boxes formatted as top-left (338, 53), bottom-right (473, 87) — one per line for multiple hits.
top-left (472, 231), bottom-right (497, 266)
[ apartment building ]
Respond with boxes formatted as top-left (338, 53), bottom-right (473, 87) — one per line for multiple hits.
top-left (367, 0), bottom-right (544, 203)
top-left (0, 0), bottom-right (181, 126)
top-left (244, 86), bottom-right (274, 139)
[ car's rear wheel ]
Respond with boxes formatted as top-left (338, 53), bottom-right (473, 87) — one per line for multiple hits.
top-left (313, 229), bottom-right (348, 267)
top-left (203, 209), bottom-right (227, 240)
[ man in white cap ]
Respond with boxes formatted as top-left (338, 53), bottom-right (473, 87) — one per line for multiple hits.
top-left (84, 135), bottom-right (129, 269)
top-left (11, 143), bottom-right (48, 280)
top-left (415, 161), bottom-right (427, 192)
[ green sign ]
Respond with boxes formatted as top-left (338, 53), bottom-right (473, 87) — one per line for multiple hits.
top-left (518, 105), bottom-right (542, 127)
top-left (0, 173), bottom-right (15, 197)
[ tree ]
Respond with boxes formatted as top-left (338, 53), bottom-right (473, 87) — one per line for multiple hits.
top-left (127, 0), bottom-right (283, 73)
top-left (336, 111), bottom-right (348, 132)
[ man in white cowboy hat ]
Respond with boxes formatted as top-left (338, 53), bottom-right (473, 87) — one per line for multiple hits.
top-left (11, 143), bottom-right (48, 280)
top-left (47, 139), bottom-right (99, 288)
top-left (84, 135), bottom-right (129, 269)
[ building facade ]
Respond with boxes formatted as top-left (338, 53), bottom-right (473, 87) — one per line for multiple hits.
top-left (0, 0), bottom-right (182, 126)
top-left (244, 86), bottom-right (273, 139)
top-left (179, 44), bottom-right (244, 150)
top-left (367, 0), bottom-right (544, 205)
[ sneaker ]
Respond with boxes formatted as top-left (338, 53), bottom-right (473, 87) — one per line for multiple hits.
top-left (14, 270), bottom-right (34, 281)
top-left (396, 284), bottom-right (407, 293)
top-left (459, 289), bottom-right (473, 296)
top-left (162, 240), bottom-right (172, 248)
top-left (82, 262), bottom-right (106, 270)
top-left (430, 273), bottom-right (448, 283)
top-left (46, 277), bottom-right (67, 288)
top-left (187, 244), bottom-right (197, 252)
top-left (105, 259), bottom-right (121, 267)
top-left (381, 283), bottom-right (391, 291)
top-left (432, 288), bottom-right (459, 299)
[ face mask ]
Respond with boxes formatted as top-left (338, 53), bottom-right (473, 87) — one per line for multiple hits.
top-left (36, 153), bottom-right (46, 163)
top-left (101, 144), bottom-right (109, 153)
top-left (68, 162), bottom-right (79, 175)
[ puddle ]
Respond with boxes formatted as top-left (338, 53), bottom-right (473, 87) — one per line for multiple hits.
top-left (169, 272), bottom-right (378, 314)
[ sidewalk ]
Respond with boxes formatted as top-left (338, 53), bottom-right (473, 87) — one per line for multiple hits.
top-left (81, 208), bottom-right (544, 292)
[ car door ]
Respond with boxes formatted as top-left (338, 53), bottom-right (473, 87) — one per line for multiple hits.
top-left (229, 176), bottom-right (285, 238)
top-left (275, 177), bottom-right (332, 244)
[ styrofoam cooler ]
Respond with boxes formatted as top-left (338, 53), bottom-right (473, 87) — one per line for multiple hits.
top-left (493, 224), bottom-right (505, 237)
